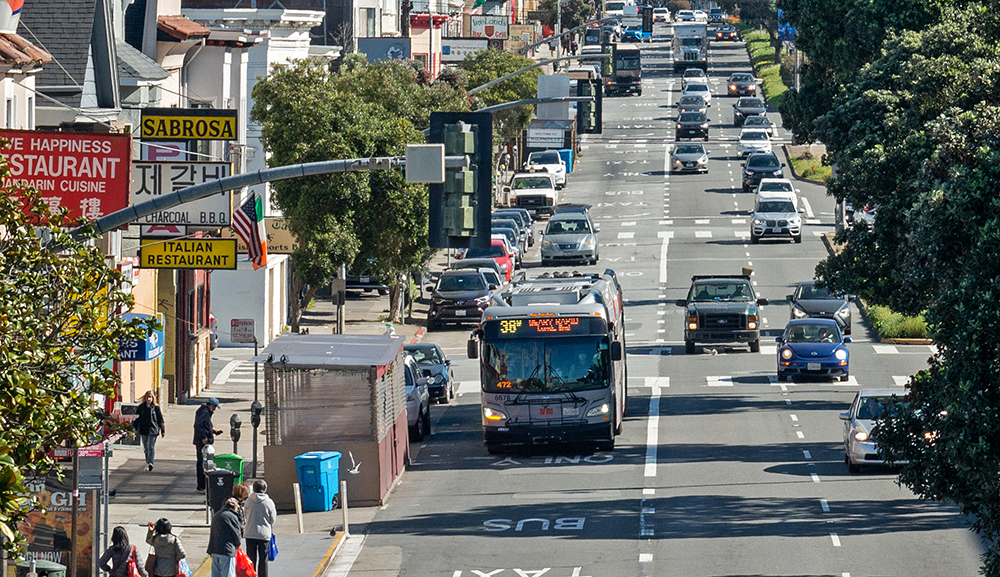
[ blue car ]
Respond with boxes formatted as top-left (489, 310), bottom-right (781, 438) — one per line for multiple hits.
top-left (776, 318), bottom-right (851, 382)
top-left (622, 26), bottom-right (643, 42)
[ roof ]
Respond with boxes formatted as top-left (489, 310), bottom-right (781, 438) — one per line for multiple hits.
top-left (116, 41), bottom-right (168, 84)
top-left (18, 0), bottom-right (97, 106)
top-left (251, 333), bottom-right (403, 369)
top-left (0, 32), bottom-right (52, 69)
top-left (157, 16), bottom-right (211, 41)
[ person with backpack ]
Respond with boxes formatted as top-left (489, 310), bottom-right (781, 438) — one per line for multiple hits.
top-left (100, 526), bottom-right (148, 577)
top-left (145, 518), bottom-right (187, 577)
top-left (244, 480), bottom-right (277, 577)
top-left (134, 391), bottom-right (165, 471)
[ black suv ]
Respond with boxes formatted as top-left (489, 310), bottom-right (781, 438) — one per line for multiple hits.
top-left (733, 97), bottom-right (767, 127)
top-left (727, 73), bottom-right (757, 96)
top-left (676, 275), bottom-right (768, 354)
top-left (741, 152), bottom-right (785, 192)
top-left (676, 111), bottom-right (710, 141)
top-left (427, 269), bottom-right (492, 330)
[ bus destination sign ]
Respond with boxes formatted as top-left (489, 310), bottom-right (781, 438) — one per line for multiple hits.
top-left (487, 316), bottom-right (604, 339)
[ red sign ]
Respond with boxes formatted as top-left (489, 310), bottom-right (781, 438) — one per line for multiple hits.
top-left (0, 129), bottom-right (133, 221)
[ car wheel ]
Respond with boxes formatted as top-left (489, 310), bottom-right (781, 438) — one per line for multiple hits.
top-left (840, 373), bottom-right (850, 382)
top-left (742, 184), bottom-right (749, 193)
top-left (704, 135), bottom-right (710, 142)
top-left (750, 234), bottom-right (759, 244)
top-left (409, 418), bottom-right (424, 442)
top-left (422, 405), bottom-right (432, 436)
top-left (486, 443), bottom-right (504, 455)
top-left (449, 382), bottom-right (455, 399)
top-left (777, 373), bottom-right (788, 382)
top-left (637, 90), bottom-right (642, 96)
top-left (794, 234), bottom-right (802, 244)
top-left (426, 319), bottom-right (437, 332)
top-left (685, 340), bottom-right (696, 355)
top-left (848, 459), bottom-right (861, 474)
top-left (378, 288), bottom-right (389, 296)
top-left (749, 339), bottom-right (760, 353)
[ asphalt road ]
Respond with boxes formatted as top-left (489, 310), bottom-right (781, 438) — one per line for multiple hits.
top-left (342, 23), bottom-right (984, 577)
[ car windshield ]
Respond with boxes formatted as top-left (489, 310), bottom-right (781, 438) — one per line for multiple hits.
top-left (675, 145), bottom-right (705, 155)
top-left (745, 117), bottom-right (770, 126)
top-left (732, 74), bottom-right (753, 82)
top-left (856, 396), bottom-right (905, 420)
top-left (493, 229), bottom-right (516, 244)
top-left (513, 177), bottom-right (552, 189)
top-left (482, 270), bottom-right (501, 286)
top-left (748, 155), bottom-right (780, 168)
top-left (684, 71), bottom-right (704, 78)
top-left (626, 26), bottom-right (641, 31)
top-left (741, 131), bottom-right (768, 141)
top-left (738, 98), bottom-right (764, 108)
top-left (785, 323), bottom-right (841, 343)
top-left (680, 96), bottom-right (705, 105)
top-left (679, 112), bottom-right (705, 122)
top-left (546, 219), bottom-right (591, 234)
top-left (437, 274), bottom-right (486, 292)
top-left (482, 336), bottom-right (610, 393)
top-left (606, 1), bottom-right (624, 10)
top-left (465, 246), bottom-right (505, 259)
top-left (492, 219), bottom-right (519, 231)
top-left (759, 182), bottom-right (793, 192)
top-left (796, 284), bottom-right (836, 300)
top-left (496, 213), bottom-right (528, 227)
top-left (616, 58), bottom-right (641, 70)
top-left (406, 346), bottom-right (443, 364)
top-left (757, 200), bottom-right (796, 213)
top-left (686, 84), bottom-right (708, 93)
top-left (690, 282), bottom-right (753, 302)
top-left (530, 152), bottom-right (561, 164)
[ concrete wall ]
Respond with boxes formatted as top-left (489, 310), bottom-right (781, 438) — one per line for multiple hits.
top-left (0, 74), bottom-right (36, 129)
top-left (211, 254), bottom-right (289, 347)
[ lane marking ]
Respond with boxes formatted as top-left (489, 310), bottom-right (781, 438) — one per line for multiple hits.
top-left (645, 382), bottom-right (665, 477)
top-left (830, 533), bottom-right (841, 547)
top-left (796, 431), bottom-right (805, 439)
top-left (801, 197), bottom-right (815, 218)
top-left (457, 381), bottom-right (480, 396)
top-left (212, 360), bottom-right (243, 386)
top-left (893, 375), bottom-right (909, 386)
top-left (873, 344), bottom-right (899, 354)
top-left (803, 450), bottom-right (812, 459)
top-left (643, 488), bottom-right (656, 495)
top-left (820, 499), bottom-right (830, 512)
top-left (622, 221), bottom-right (637, 226)
top-left (790, 414), bottom-right (798, 422)
top-left (657, 231), bottom-right (673, 284)
top-left (695, 231), bottom-right (712, 238)
top-left (706, 376), bottom-right (734, 386)
top-left (639, 554), bottom-right (653, 563)
top-left (811, 473), bottom-right (820, 483)
top-left (618, 231), bottom-right (635, 239)
top-left (325, 535), bottom-right (366, 577)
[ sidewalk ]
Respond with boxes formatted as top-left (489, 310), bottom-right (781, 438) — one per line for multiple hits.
top-left (105, 266), bottom-right (444, 577)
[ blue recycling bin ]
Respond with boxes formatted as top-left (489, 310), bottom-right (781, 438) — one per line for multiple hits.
top-left (557, 149), bottom-right (574, 173)
top-left (294, 451), bottom-right (341, 512)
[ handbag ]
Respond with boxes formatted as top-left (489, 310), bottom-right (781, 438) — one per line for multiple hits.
top-left (235, 547), bottom-right (257, 577)
top-left (176, 558), bottom-right (190, 577)
top-left (127, 546), bottom-right (142, 577)
top-left (268, 534), bottom-right (278, 562)
top-left (145, 546), bottom-right (157, 575)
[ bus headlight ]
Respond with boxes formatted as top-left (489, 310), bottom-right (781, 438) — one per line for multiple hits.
top-left (587, 403), bottom-right (611, 417)
top-left (483, 407), bottom-right (507, 421)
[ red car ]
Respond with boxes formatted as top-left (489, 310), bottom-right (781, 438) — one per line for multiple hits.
top-left (461, 239), bottom-right (514, 281)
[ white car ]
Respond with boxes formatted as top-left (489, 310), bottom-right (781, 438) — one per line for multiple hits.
top-left (653, 7), bottom-right (670, 22)
top-left (675, 9), bottom-right (695, 21)
top-left (526, 150), bottom-right (567, 188)
top-left (681, 68), bottom-right (707, 90)
top-left (682, 82), bottom-right (712, 107)
top-left (737, 128), bottom-right (772, 157)
top-left (840, 388), bottom-right (906, 473)
top-left (756, 178), bottom-right (798, 195)
top-left (692, 10), bottom-right (709, 22)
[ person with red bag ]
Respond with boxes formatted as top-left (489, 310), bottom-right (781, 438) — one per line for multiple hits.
top-left (100, 526), bottom-right (149, 577)
top-left (208, 498), bottom-right (244, 577)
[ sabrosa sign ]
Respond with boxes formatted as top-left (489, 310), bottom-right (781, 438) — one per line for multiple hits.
top-left (470, 15), bottom-right (508, 39)
top-left (0, 129), bottom-right (132, 221)
top-left (141, 108), bottom-right (238, 141)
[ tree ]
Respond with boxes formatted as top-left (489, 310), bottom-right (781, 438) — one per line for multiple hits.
top-left (460, 50), bottom-right (541, 145)
top-left (538, 0), bottom-right (596, 32)
top-left (0, 177), bottom-right (149, 551)
top-left (251, 57), bottom-right (468, 327)
top-left (812, 6), bottom-right (1000, 573)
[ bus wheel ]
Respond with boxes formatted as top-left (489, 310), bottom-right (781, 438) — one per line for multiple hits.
top-left (596, 436), bottom-right (615, 452)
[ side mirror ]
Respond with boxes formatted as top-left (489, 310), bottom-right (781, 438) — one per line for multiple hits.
top-left (503, 186), bottom-right (512, 193)
top-left (843, 337), bottom-right (853, 343)
top-left (838, 412), bottom-right (850, 421)
top-left (611, 341), bottom-right (623, 361)
top-left (757, 298), bottom-right (769, 306)
top-left (467, 339), bottom-right (478, 359)
top-left (489, 284), bottom-right (499, 290)
top-left (740, 163), bottom-right (746, 167)
top-left (675, 299), bottom-right (688, 307)
top-left (594, 226), bottom-right (601, 233)
top-left (781, 163), bottom-right (787, 167)
top-left (795, 188), bottom-right (801, 193)
top-left (775, 336), bottom-right (782, 342)
top-left (799, 207), bottom-right (806, 214)
top-left (785, 294), bottom-right (793, 301)
top-left (444, 359), bottom-right (452, 365)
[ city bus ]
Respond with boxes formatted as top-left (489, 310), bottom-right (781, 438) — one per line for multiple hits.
top-left (467, 270), bottom-right (627, 453)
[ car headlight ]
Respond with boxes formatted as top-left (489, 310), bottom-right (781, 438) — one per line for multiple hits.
top-left (701, 123), bottom-right (709, 128)
top-left (792, 306), bottom-right (808, 318)
top-left (676, 123), bottom-right (683, 130)
top-left (433, 297), bottom-right (446, 305)
top-left (580, 236), bottom-right (596, 249)
top-left (729, 84), bottom-right (736, 90)
top-left (735, 110), bottom-right (744, 116)
top-left (853, 428), bottom-right (869, 442)
top-left (790, 217), bottom-right (801, 225)
top-left (475, 295), bottom-right (490, 304)
top-left (835, 349), bottom-right (848, 361)
top-left (781, 348), bottom-right (793, 360)
top-left (542, 239), bottom-right (555, 249)
top-left (425, 376), bottom-right (437, 385)
top-left (698, 156), bottom-right (707, 164)
top-left (673, 158), bottom-right (682, 166)
top-left (587, 403), bottom-right (610, 417)
top-left (753, 218), bottom-right (765, 226)
top-left (837, 305), bottom-right (851, 318)
top-left (483, 406), bottom-right (507, 421)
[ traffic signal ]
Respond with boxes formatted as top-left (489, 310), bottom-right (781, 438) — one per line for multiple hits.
top-left (576, 78), bottom-right (602, 134)
top-left (428, 112), bottom-right (493, 249)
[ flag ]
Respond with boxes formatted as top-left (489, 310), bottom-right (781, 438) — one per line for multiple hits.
top-left (472, 0), bottom-right (486, 8)
top-left (232, 192), bottom-right (268, 270)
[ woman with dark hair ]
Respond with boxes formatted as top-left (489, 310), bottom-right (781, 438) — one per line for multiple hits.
top-left (100, 526), bottom-right (148, 577)
top-left (146, 518), bottom-right (187, 577)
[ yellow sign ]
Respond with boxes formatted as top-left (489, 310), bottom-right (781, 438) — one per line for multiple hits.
top-left (140, 108), bottom-right (238, 141)
top-left (139, 239), bottom-right (238, 269)
top-left (221, 217), bottom-right (299, 254)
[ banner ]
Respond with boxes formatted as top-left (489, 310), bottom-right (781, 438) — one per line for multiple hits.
top-left (131, 161), bottom-right (232, 226)
top-left (470, 15), bottom-right (509, 39)
top-left (19, 475), bottom-right (98, 577)
top-left (441, 38), bottom-right (488, 62)
top-left (0, 129), bottom-right (133, 221)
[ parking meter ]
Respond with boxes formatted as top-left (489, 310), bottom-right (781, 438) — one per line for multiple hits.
top-left (250, 401), bottom-right (262, 428)
top-left (230, 414), bottom-right (242, 454)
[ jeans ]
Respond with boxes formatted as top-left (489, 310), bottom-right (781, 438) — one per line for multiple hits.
top-left (245, 538), bottom-right (269, 577)
top-left (196, 446), bottom-right (206, 490)
top-left (140, 434), bottom-right (158, 465)
top-left (210, 554), bottom-right (235, 577)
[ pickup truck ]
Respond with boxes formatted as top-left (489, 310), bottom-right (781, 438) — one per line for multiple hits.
top-left (676, 275), bottom-right (769, 353)
top-left (505, 170), bottom-right (558, 215)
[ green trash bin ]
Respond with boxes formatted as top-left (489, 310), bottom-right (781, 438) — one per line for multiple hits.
top-left (214, 453), bottom-right (245, 484)
top-left (15, 560), bottom-right (67, 577)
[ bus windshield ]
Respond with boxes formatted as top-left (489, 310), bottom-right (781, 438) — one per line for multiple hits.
top-left (482, 336), bottom-right (610, 393)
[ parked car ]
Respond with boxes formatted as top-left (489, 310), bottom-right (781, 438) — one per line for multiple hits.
top-left (427, 269), bottom-right (492, 330)
top-left (741, 151), bottom-right (785, 192)
top-left (776, 318), bottom-right (851, 382)
top-left (404, 343), bottom-right (454, 404)
top-left (540, 211), bottom-right (600, 266)
top-left (682, 82), bottom-right (712, 107)
top-left (345, 274), bottom-right (389, 296)
top-left (677, 95), bottom-right (708, 115)
top-left (676, 111), bottom-right (710, 141)
top-left (670, 143), bottom-right (709, 174)
top-left (733, 97), bottom-right (767, 127)
top-left (491, 229), bottom-right (522, 268)
top-left (449, 257), bottom-right (503, 282)
top-left (403, 354), bottom-right (431, 441)
top-left (737, 128), bottom-right (772, 157)
top-left (462, 240), bottom-right (514, 281)
top-left (491, 216), bottom-right (528, 251)
top-left (840, 388), bottom-right (907, 473)
top-left (727, 72), bottom-right (758, 96)
top-left (788, 280), bottom-right (854, 335)
top-left (493, 208), bottom-right (535, 246)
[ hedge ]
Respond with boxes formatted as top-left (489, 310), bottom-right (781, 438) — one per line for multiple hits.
top-left (866, 305), bottom-right (929, 339)
top-left (734, 25), bottom-right (790, 109)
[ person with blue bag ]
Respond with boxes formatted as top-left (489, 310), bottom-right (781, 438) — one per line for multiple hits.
top-left (145, 518), bottom-right (188, 577)
top-left (244, 480), bottom-right (277, 577)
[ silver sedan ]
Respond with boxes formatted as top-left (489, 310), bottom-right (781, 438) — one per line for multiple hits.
top-left (840, 388), bottom-right (907, 473)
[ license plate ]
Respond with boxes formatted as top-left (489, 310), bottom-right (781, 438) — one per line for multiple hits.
top-left (562, 407), bottom-right (580, 416)
top-left (360, 276), bottom-right (369, 283)
top-left (772, 227), bottom-right (782, 233)
top-left (455, 309), bottom-right (467, 316)
top-left (807, 363), bottom-right (821, 371)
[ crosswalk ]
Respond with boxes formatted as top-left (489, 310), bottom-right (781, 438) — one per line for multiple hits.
top-left (630, 375), bottom-right (910, 388)
top-left (599, 228), bottom-right (828, 244)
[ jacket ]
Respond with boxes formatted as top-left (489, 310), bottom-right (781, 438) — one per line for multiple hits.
top-left (145, 531), bottom-right (186, 577)
top-left (192, 404), bottom-right (215, 446)
top-left (99, 545), bottom-right (148, 577)
top-left (207, 508), bottom-right (242, 557)
top-left (243, 492), bottom-right (277, 540)
top-left (134, 402), bottom-right (164, 436)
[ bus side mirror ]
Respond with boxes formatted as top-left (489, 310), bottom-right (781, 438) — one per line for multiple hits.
top-left (611, 341), bottom-right (623, 361)
top-left (467, 339), bottom-right (479, 359)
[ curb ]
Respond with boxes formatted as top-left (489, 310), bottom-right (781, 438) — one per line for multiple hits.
top-left (311, 530), bottom-right (347, 577)
top-left (782, 145), bottom-right (826, 186)
top-left (192, 557), bottom-right (211, 577)
top-left (409, 327), bottom-right (427, 344)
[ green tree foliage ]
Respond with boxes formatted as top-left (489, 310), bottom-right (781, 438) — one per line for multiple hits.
top-left (538, 0), bottom-right (596, 31)
top-left (251, 57), bottom-right (468, 326)
top-left (460, 50), bottom-right (541, 145)
top-left (812, 7), bottom-right (1000, 572)
top-left (0, 177), bottom-right (149, 550)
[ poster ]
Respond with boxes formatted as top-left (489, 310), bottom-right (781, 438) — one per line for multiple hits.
top-left (18, 474), bottom-right (97, 576)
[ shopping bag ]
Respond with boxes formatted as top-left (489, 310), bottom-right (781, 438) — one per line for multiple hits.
top-left (176, 558), bottom-right (191, 577)
top-left (145, 548), bottom-right (157, 575)
top-left (235, 547), bottom-right (257, 577)
top-left (268, 534), bottom-right (278, 562)
top-left (127, 546), bottom-right (142, 577)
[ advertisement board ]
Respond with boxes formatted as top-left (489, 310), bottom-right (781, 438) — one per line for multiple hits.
top-left (131, 161), bottom-right (232, 226)
top-left (139, 238), bottom-right (238, 270)
top-left (357, 37), bottom-right (411, 61)
top-left (141, 108), bottom-right (238, 141)
top-left (220, 217), bottom-right (299, 254)
top-left (441, 38), bottom-right (488, 62)
top-left (18, 475), bottom-right (98, 576)
top-left (0, 129), bottom-right (132, 221)
top-left (470, 15), bottom-right (509, 39)
top-left (118, 313), bottom-right (165, 361)
top-left (507, 24), bottom-right (537, 52)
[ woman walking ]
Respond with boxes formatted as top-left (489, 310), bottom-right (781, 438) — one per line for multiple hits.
top-left (232, 482), bottom-right (251, 532)
top-left (134, 390), bottom-right (165, 471)
top-left (146, 518), bottom-right (187, 577)
top-left (244, 480), bottom-right (277, 577)
top-left (100, 526), bottom-right (148, 577)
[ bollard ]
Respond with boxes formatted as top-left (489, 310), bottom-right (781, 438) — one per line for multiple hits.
top-left (340, 480), bottom-right (349, 536)
top-left (293, 482), bottom-right (304, 534)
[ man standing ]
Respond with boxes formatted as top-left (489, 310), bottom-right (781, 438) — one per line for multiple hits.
top-left (194, 398), bottom-right (223, 492)
top-left (207, 498), bottom-right (242, 577)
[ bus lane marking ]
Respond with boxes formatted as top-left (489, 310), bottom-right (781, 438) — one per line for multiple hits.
top-left (645, 380), bottom-right (666, 477)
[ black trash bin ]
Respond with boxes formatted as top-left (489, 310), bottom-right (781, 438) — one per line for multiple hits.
top-left (206, 468), bottom-right (237, 512)
top-left (15, 560), bottom-right (67, 577)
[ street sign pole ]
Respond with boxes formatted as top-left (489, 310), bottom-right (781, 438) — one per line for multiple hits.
top-left (253, 336), bottom-right (259, 478)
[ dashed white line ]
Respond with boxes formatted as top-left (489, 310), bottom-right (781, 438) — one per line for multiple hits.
top-left (645, 381), bottom-right (665, 477)
top-left (639, 554), bottom-right (653, 563)
top-left (796, 431), bottom-right (805, 439)
top-left (811, 473), bottom-right (821, 483)
top-left (820, 499), bottom-right (830, 512)
top-left (830, 533), bottom-right (841, 547)
top-left (803, 450), bottom-right (812, 459)
top-left (790, 414), bottom-right (798, 422)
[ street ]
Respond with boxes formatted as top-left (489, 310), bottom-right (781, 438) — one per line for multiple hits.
top-left (337, 23), bottom-right (983, 577)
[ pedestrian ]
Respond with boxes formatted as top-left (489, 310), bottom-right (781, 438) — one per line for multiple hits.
top-left (193, 398), bottom-right (223, 492)
top-left (145, 518), bottom-right (187, 577)
top-left (208, 498), bottom-right (243, 577)
top-left (232, 482), bottom-right (251, 532)
top-left (100, 525), bottom-right (148, 577)
top-left (244, 480), bottom-right (277, 577)
top-left (134, 390), bottom-right (165, 471)
top-left (570, 39), bottom-right (578, 55)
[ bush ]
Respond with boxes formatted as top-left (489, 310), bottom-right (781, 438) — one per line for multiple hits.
top-left (867, 305), bottom-right (929, 339)
top-left (789, 153), bottom-right (830, 181)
